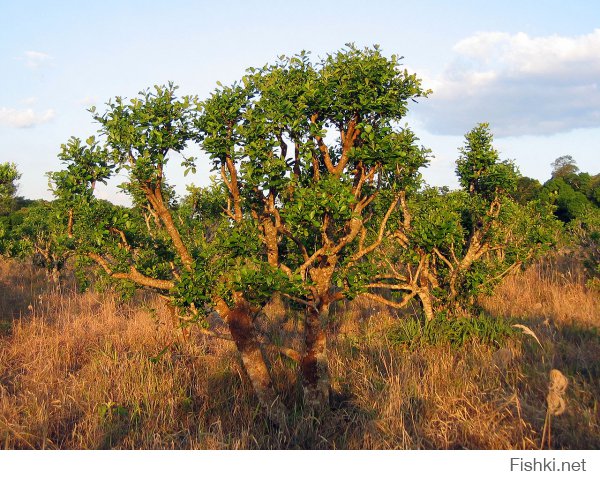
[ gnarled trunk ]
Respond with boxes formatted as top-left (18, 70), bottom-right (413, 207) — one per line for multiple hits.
top-left (226, 300), bottom-right (287, 426)
top-left (418, 288), bottom-right (434, 323)
top-left (300, 301), bottom-right (330, 411)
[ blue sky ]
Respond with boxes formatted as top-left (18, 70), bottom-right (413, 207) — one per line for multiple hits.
top-left (1, 0), bottom-right (599, 203)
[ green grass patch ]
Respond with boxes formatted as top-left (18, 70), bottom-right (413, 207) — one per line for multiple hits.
top-left (388, 312), bottom-right (516, 349)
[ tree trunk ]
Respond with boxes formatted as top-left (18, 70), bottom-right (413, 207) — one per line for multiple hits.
top-left (227, 300), bottom-right (287, 426)
top-left (300, 301), bottom-right (330, 411)
top-left (50, 265), bottom-right (61, 286)
top-left (418, 289), bottom-right (434, 323)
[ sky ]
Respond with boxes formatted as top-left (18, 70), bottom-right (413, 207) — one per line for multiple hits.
top-left (1, 0), bottom-right (599, 203)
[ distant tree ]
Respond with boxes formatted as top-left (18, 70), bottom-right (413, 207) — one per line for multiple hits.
top-left (551, 155), bottom-right (579, 178)
top-left (590, 174), bottom-right (600, 207)
top-left (5, 201), bottom-right (75, 284)
top-left (542, 177), bottom-right (591, 223)
top-left (514, 176), bottom-right (542, 205)
top-left (0, 162), bottom-right (21, 216)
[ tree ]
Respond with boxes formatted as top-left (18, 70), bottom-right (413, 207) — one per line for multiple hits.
top-left (49, 52), bottom-right (558, 421)
top-left (542, 177), bottom-right (591, 223)
top-left (551, 155), bottom-right (579, 178)
top-left (196, 45), bottom-right (430, 408)
top-left (50, 47), bottom-right (430, 416)
top-left (4, 200), bottom-right (75, 284)
top-left (0, 162), bottom-right (21, 216)
top-left (370, 124), bottom-right (559, 321)
top-left (514, 176), bottom-right (542, 205)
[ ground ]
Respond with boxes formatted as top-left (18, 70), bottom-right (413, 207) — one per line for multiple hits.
top-left (0, 254), bottom-right (598, 449)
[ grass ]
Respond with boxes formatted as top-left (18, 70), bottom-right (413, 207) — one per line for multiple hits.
top-left (387, 312), bottom-right (516, 349)
top-left (0, 254), bottom-right (598, 449)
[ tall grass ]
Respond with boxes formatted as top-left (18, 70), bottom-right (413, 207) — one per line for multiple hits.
top-left (0, 255), bottom-right (598, 449)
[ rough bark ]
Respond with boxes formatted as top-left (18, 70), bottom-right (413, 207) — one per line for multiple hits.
top-left (227, 300), bottom-right (287, 426)
top-left (300, 301), bottom-right (330, 411)
top-left (418, 289), bottom-right (434, 323)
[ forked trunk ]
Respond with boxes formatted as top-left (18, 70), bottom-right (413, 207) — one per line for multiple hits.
top-left (300, 302), bottom-right (330, 411)
top-left (227, 300), bottom-right (287, 426)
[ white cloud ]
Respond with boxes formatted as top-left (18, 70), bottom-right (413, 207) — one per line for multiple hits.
top-left (412, 29), bottom-right (600, 136)
top-left (23, 50), bottom-right (52, 68)
top-left (22, 96), bottom-right (37, 105)
top-left (78, 95), bottom-right (98, 106)
top-left (0, 107), bottom-right (55, 128)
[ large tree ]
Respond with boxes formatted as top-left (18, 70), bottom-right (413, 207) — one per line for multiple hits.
top-left (196, 46), bottom-right (430, 408)
top-left (50, 47), bottom-right (430, 417)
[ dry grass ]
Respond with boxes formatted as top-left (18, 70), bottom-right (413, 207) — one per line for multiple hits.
top-left (0, 255), bottom-right (598, 449)
top-left (480, 252), bottom-right (599, 327)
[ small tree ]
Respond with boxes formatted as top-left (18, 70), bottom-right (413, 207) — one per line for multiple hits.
top-left (5, 200), bottom-right (76, 284)
top-left (371, 123), bottom-right (560, 320)
top-left (0, 162), bottom-right (21, 216)
top-left (514, 176), bottom-right (542, 205)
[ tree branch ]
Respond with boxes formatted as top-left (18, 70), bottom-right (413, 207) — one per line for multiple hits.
top-left (433, 247), bottom-right (454, 271)
top-left (360, 291), bottom-right (417, 309)
top-left (88, 252), bottom-right (174, 290)
top-left (310, 113), bottom-right (335, 174)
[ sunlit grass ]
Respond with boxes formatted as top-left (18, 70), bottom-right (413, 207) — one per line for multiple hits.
top-left (0, 256), bottom-right (598, 449)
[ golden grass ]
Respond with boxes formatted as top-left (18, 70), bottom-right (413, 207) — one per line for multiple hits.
top-left (480, 252), bottom-right (599, 328)
top-left (0, 256), bottom-right (598, 449)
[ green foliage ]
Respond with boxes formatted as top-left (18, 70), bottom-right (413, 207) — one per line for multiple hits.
top-left (375, 123), bottom-right (560, 321)
top-left (513, 176), bottom-right (542, 205)
top-left (408, 188), bottom-right (464, 251)
top-left (194, 45), bottom-right (431, 313)
top-left (456, 123), bottom-right (518, 199)
top-left (388, 313), bottom-right (515, 349)
top-left (0, 162), bottom-right (21, 216)
top-left (93, 83), bottom-right (197, 171)
top-left (3, 200), bottom-right (75, 280)
top-left (551, 155), bottom-right (579, 178)
top-left (316, 44), bottom-right (428, 123)
top-left (542, 177), bottom-right (591, 223)
top-left (49, 137), bottom-right (114, 203)
top-left (569, 207), bottom-right (600, 282)
top-left (91, 83), bottom-right (197, 210)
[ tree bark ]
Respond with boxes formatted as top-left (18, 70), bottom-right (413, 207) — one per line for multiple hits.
top-left (49, 264), bottom-right (61, 287)
top-left (226, 300), bottom-right (287, 426)
top-left (300, 301), bottom-right (330, 411)
top-left (418, 289), bottom-right (434, 323)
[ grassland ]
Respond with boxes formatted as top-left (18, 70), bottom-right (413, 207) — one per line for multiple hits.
top-left (0, 254), bottom-right (598, 449)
